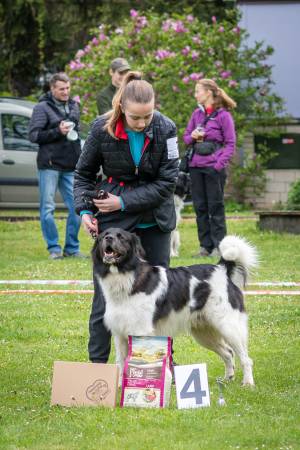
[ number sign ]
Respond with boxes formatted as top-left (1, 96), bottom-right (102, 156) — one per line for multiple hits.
top-left (174, 364), bottom-right (210, 409)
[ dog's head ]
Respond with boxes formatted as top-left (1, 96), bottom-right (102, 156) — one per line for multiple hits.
top-left (174, 172), bottom-right (190, 199)
top-left (93, 228), bottom-right (145, 270)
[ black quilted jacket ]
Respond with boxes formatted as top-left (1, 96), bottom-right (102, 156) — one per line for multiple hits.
top-left (74, 111), bottom-right (179, 232)
top-left (28, 92), bottom-right (81, 171)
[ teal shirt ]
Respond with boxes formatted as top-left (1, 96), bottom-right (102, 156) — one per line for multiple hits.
top-left (125, 129), bottom-right (156, 229)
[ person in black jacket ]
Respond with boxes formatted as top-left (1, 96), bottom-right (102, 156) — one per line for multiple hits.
top-left (74, 71), bottom-right (179, 363)
top-left (29, 72), bottom-right (84, 259)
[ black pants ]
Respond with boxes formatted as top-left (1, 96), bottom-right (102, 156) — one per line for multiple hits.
top-left (88, 226), bottom-right (171, 363)
top-left (190, 167), bottom-right (227, 253)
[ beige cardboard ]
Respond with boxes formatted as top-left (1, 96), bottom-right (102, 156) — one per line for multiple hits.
top-left (51, 361), bottom-right (119, 407)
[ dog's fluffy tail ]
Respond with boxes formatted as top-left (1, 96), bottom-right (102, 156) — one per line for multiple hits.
top-left (219, 235), bottom-right (258, 290)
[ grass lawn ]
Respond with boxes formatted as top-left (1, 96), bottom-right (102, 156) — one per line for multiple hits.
top-left (0, 216), bottom-right (299, 449)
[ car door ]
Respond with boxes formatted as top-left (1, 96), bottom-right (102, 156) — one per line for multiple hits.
top-left (0, 110), bottom-right (40, 205)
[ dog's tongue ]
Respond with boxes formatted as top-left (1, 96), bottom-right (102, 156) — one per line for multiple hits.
top-left (103, 248), bottom-right (120, 263)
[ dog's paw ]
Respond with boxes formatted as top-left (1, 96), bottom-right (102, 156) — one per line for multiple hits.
top-left (225, 374), bottom-right (235, 382)
top-left (241, 379), bottom-right (255, 388)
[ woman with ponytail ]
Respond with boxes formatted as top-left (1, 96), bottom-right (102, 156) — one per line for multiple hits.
top-left (74, 71), bottom-right (179, 363)
top-left (183, 78), bottom-right (236, 258)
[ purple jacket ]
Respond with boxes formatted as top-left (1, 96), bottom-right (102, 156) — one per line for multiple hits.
top-left (183, 107), bottom-right (236, 171)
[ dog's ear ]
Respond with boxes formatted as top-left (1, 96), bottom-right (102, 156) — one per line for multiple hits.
top-left (91, 235), bottom-right (101, 265)
top-left (131, 233), bottom-right (146, 259)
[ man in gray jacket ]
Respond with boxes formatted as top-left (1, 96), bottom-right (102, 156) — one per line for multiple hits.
top-left (29, 72), bottom-right (84, 259)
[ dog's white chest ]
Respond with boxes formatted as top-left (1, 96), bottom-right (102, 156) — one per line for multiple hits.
top-left (98, 271), bottom-right (157, 337)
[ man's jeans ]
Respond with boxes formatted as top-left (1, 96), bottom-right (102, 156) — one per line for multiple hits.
top-left (38, 169), bottom-right (81, 254)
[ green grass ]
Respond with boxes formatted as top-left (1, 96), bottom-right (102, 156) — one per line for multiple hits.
top-left (0, 217), bottom-right (299, 449)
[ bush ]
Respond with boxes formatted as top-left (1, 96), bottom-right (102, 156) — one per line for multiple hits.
top-left (67, 8), bottom-right (285, 203)
top-left (287, 179), bottom-right (300, 210)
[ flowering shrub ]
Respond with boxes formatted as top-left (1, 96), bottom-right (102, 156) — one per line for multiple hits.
top-left (67, 9), bottom-right (285, 203)
top-left (287, 179), bottom-right (300, 210)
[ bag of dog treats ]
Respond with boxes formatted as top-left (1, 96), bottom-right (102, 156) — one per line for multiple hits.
top-left (120, 336), bottom-right (172, 408)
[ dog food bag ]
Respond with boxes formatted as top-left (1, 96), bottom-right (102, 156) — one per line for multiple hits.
top-left (120, 336), bottom-right (172, 408)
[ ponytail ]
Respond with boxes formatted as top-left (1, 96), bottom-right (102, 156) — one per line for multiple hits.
top-left (104, 71), bottom-right (155, 137)
top-left (196, 79), bottom-right (236, 110)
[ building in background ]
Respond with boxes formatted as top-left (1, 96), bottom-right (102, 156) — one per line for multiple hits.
top-left (238, 0), bottom-right (300, 208)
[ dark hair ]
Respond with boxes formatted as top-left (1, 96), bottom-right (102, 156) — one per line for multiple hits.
top-left (49, 72), bottom-right (70, 87)
top-left (197, 79), bottom-right (236, 110)
top-left (104, 71), bottom-right (154, 137)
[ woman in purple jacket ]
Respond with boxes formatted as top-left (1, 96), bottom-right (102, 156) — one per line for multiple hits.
top-left (183, 79), bottom-right (236, 257)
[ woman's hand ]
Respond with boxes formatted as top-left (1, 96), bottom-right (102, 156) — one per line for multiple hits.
top-left (93, 193), bottom-right (122, 213)
top-left (191, 128), bottom-right (205, 142)
top-left (81, 214), bottom-right (98, 238)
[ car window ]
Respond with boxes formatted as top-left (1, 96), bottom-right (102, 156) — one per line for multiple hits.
top-left (1, 114), bottom-right (38, 151)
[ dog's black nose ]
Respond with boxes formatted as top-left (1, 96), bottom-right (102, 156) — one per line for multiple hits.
top-left (105, 235), bottom-right (113, 242)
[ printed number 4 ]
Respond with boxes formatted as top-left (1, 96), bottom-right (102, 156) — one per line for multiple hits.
top-left (180, 368), bottom-right (206, 405)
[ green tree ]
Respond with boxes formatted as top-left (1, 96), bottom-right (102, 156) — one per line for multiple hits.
top-left (0, 0), bottom-right (235, 96)
top-left (66, 9), bottom-right (285, 203)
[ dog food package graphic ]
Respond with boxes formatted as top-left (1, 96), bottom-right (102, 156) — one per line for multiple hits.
top-left (120, 336), bottom-right (173, 408)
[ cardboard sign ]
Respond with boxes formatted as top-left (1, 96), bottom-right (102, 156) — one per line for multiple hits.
top-left (51, 361), bottom-right (119, 407)
top-left (120, 336), bottom-right (172, 408)
top-left (174, 363), bottom-right (210, 409)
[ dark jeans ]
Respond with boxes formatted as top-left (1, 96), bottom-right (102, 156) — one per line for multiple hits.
top-left (190, 167), bottom-right (227, 253)
top-left (88, 226), bottom-right (171, 363)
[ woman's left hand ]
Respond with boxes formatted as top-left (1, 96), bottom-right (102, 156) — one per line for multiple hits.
top-left (93, 193), bottom-right (122, 212)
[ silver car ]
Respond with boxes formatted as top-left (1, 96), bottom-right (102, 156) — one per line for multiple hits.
top-left (0, 98), bottom-right (86, 208)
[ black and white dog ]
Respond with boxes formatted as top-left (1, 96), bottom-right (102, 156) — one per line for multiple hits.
top-left (170, 171), bottom-right (191, 257)
top-left (93, 228), bottom-right (257, 386)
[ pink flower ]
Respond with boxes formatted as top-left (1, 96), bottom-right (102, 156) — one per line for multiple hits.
top-left (232, 26), bottom-right (240, 34)
top-left (162, 19), bottom-right (172, 32)
top-left (191, 50), bottom-right (199, 60)
top-left (212, 16), bottom-right (217, 24)
top-left (182, 76), bottom-right (190, 84)
top-left (214, 60), bottom-right (222, 68)
top-left (130, 9), bottom-right (138, 18)
top-left (115, 27), bottom-right (123, 34)
top-left (220, 70), bottom-right (231, 79)
top-left (162, 19), bottom-right (187, 33)
top-left (218, 26), bottom-right (225, 33)
top-left (69, 61), bottom-right (77, 70)
top-left (127, 42), bottom-right (133, 48)
top-left (186, 14), bottom-right (194, 23)
top-left (173, 20), bottom-right (188, 33)
top-left (91, 37), bottom-right (99, 46)
top-left (99, 33), bottom-right (107, 41)
top-left (208, 48), bottom-right (215, 55)
top-left (84, 45), bottom-right (91, 54)
top-left (172, 85), bottom-right (179, 92)
top-left (190, 72), bottom-right (203, 81)
top-left (73, 95), bottom-right (81, 103)
top-left (181, 46), bottom-right (190, 56)
top-left (192, 36), bottom-right (202, 45)
top-left (75, 49), bottom-right (85, 59)
top-left (229, 80), bottom-right (238, 88)
top-left (137, 16), bottom-right (147, 28)
top-left (155, 49), bottom-right (176, 60)
top-left (228, 43), bottom-right (236, 50)
top-left (69, 60), bottom-right (85, 71)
